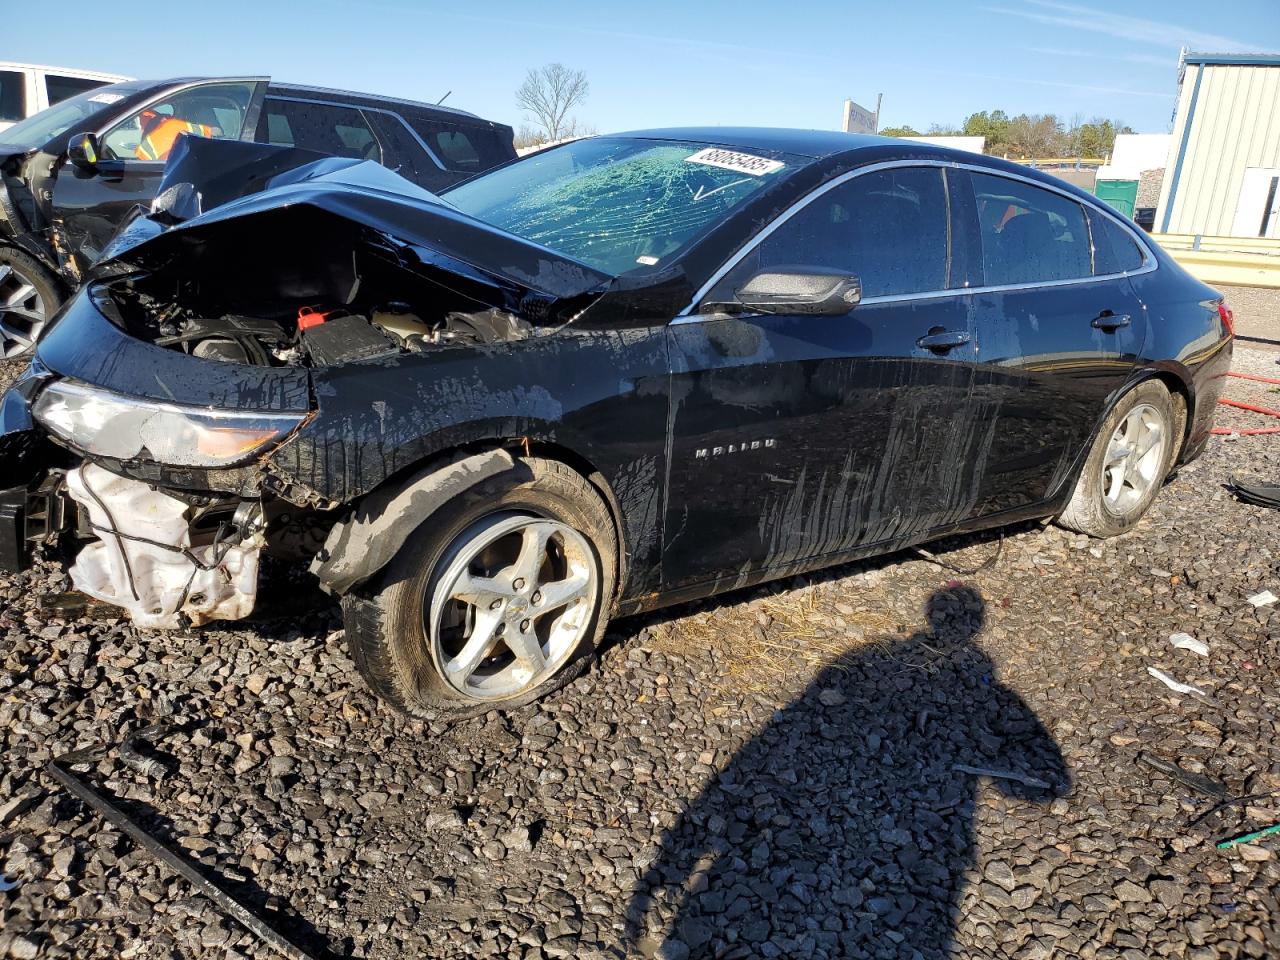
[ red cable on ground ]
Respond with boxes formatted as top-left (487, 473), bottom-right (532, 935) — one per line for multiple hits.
top-left (1211, 371), bottom-right (1280, 435)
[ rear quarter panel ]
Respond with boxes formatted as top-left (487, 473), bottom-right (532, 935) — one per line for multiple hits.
top-left (1127, 248), bottom-right (1233, 458)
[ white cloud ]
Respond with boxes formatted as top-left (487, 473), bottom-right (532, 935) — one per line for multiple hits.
top-left (986, 0), bottom-right (1273, 53)
top-left (1026, 46), bottom-right (1175, 68)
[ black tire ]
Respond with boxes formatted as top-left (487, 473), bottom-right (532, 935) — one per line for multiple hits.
top-left (342, 457), bottom-right (617, 720)
top-left (1057, 380), bottom-right (1178, 538)
top-left (0, 247), bottom-right (63, 360)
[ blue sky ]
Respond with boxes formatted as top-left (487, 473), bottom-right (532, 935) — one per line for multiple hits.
top-left (8, 0), bottom-right (1279, 134)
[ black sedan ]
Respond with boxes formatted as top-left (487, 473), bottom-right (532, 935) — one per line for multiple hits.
top-left (0, 128), bottom-right (1233, 722)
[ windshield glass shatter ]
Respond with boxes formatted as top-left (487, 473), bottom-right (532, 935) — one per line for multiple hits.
top-left (444, 137), bottom-right (788, 275)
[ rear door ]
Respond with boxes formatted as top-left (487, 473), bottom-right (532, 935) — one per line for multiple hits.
top-left (662, 164), bottom-right (994, 590)
top-left (49, 78), bottom-right (267, 274)
top-left (960, 169), bottom-right (1149, 517)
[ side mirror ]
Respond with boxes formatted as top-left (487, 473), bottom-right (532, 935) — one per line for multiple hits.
top-left (734, 268), bottom-right (862, 316)
top-left (67, 132), bottom-right (100, 172)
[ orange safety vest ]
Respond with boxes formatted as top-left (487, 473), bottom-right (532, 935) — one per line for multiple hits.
top-left (135, 114), bottom-right (217, 162)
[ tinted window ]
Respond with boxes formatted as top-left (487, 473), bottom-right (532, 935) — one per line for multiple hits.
top-left (258, 99), bottom-right (381, 162)
top-left (101, 82), bottom-right (255, 161)
top-left (971, 172), bottom-right (1091, 285)
top-left (44, 74), bottom-right (107, 105)
top-left (712, 167), bottom-right (950, 301)
top-left (413, 119), bottom-right (512, 173)
top-left (0, 70), bottom-right (25, 122)
top-left (1089, 208), bottom-right (1145, 275)
top-left (363, 111), bottom-right (435, 185)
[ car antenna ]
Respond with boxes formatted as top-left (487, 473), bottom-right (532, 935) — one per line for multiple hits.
top-left (437, 90), bottom-right (452, 105)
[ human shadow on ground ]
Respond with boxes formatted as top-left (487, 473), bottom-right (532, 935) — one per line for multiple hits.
top-left (623, 586), bottom-right (1069, 960)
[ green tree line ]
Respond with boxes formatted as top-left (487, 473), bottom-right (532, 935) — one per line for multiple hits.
top-left (879, 110), bottom-right (1135, 159)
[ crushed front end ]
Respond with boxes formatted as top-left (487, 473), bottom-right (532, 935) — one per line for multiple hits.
top-left (0, 142), bottom-right (613, 629)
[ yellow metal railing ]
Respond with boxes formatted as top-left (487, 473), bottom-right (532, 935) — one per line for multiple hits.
top-left (1150, 233), bottom-right (1280, 289)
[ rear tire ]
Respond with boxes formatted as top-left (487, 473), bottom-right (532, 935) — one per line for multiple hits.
top-left (1057, 380), bottom-right (1177, 538)
top-left (0, 247), bottom-right (63, 360)
top-left (342, 457), bottom-right (617, 720)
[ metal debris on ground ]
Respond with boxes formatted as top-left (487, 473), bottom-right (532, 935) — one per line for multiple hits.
top-left (951, 764), bottom-right (1051, 790)
top-left (117, 723), bottom-right (174, 780)
top-left (1137, 752), bottom-right (1231, 800)
top-left (1147, 666), bottom-right (1210, 698)
top-left (1246, 590), bottom-right (1278, 608)
top-left (49, 740), bottom-right (320, 960)
top-left (1169, 633), bottom-right (1210, 656)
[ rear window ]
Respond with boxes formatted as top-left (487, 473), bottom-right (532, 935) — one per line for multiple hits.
top-left (1089, 208), bottom-right (1146, 275)
top-left (45, 74), bottom-right (108, 106)
top-left (0, 70), bottom-right (25, 123)
top-left (971, 172), bottom-right (1092, 285)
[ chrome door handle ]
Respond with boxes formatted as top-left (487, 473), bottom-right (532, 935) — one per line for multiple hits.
top-left (1092, 312), bottom-right (1131, 331)
top-left (916, 330), bottom-right (971, 352)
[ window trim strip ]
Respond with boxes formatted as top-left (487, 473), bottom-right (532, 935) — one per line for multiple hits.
top-left (674, 158), bottom-right (1158, 322)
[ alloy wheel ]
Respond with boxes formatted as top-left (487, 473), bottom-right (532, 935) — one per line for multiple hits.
top-left (0, 263), bottom-right (48, 359)
top-left (1100, 403), bottom-right (1167, 517)
top-left (428, 513), bottom-right (599, 701)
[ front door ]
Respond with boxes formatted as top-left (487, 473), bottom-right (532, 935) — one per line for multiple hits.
top-left (50, 78), bottom-right (267, 275)
top-left (959, 170), bottom-right (1150, 517)
top-left (662, 165), bottom-right (994, 591)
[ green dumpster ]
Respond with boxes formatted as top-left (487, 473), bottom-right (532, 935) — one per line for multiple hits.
top-left (1095, 179), bottom-right (1138, 219)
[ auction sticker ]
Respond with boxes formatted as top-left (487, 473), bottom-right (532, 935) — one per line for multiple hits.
top-left (88, 93), bottom-right (125, 104)
top-left (685, 148), bottom-right (784, 176)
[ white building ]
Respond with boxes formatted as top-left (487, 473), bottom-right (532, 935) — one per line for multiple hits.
top-left (1155, 52), bottom-right (1280, 237)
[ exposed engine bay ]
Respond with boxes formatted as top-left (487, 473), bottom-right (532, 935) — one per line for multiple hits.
top-left (102, 208), bottom-right (542, 369)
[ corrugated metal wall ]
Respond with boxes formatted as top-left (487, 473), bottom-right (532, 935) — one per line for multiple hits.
top-left (1155, 62), bottom-right (1280, 236)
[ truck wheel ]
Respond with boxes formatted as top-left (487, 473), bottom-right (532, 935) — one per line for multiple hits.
top-left (1057, 380), bottom-right (1177, 538)
top-left (342, 457), bottom-right (617, 720)
top-left (0, 247), bottom-right (63, 359)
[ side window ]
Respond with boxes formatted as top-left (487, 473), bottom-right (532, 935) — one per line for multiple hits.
top-left (971, 172), bottom-right (1091, 285)
top-left (1088, 208), bottom-right (1146, 275)
top-left (101, 82), bottom-right (255, 162)
top-left (436, 130), bottom-right (480, 170)
top-left (0, 70), bottom-right (26, 123)
top-left (256, 99), bottom-right (381, 162)
top-left (44, 74), bottom-right (106, 106)
top-left (708, 167), bottom-right (950, 303)
top-left (411, 119), bottom-right (511, 174)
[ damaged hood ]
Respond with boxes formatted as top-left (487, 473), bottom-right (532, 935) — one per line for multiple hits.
top-left (96, 136), bottom-right (614, 306)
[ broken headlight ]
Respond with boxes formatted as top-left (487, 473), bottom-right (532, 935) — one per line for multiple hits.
top-left (33, 380), bottom-right (304, 468)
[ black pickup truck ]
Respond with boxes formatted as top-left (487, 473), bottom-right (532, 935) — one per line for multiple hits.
top-left (0, 75), bottom-right (515, 357)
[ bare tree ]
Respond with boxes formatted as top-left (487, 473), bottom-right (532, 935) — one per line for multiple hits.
top-left (516, 63), bottom-right (589, 143)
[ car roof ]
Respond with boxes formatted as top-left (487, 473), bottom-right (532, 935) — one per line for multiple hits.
top-left (129, 78), bottom-right (493, 124)
top-left (611, 126), bottom-right (894, 159)
top-left (267, 83), bottom-right (486, 122)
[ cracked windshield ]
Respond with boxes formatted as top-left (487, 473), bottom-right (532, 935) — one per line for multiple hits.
top-left (444, 137), bottom-right (790, 274)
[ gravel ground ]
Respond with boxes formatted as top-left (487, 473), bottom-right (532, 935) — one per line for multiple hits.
top-left (3, 348), bottom-right (1280, 960)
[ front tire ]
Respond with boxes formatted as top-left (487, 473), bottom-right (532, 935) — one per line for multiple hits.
top-left (1057, 380), bottom-right (1177, 538)
top-left (342, 457), bottom-right (617, 720)
top-left (0, 247), bottom-right (63, 359)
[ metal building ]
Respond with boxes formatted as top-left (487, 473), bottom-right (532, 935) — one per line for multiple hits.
top-left (1155, 52), bottom-right (1280, 238)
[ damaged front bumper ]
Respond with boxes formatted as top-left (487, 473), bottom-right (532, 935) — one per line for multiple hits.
top-left (0, 287), bottom-right (316, 625)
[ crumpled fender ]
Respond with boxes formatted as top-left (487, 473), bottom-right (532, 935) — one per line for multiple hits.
top-left (311, 447), bottom-right (521, 594)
